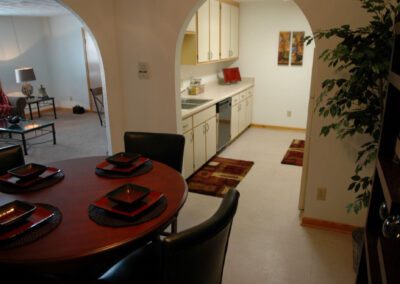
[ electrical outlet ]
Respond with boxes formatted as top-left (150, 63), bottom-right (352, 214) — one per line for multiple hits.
top-left (69, 96), bottom-right (73, 101)
top-left (287, 110), bottom-right (292, 117)
top-left (317, 187), bottom-right (327, 201)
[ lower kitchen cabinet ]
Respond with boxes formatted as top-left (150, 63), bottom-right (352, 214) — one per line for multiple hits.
top-left (231, 87), bottom-right (253, 138)
top-left (183, 105), bottom-right (217, 177)
top-left (231, 94), bottom-right (240, 139)
top-left (181, 87), bottom-right (253, 178)
top-left (194, 115), bottom-right (216, 171)
top-left (183, 129), bottom-right (194, 178)
top-left (238, 100), bottom-right (247, 133)
top-left (245, 95), bottom-right (253, 127)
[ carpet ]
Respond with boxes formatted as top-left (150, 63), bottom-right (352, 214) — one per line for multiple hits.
top-left (281, 139), bottom-right (305, 166)
top-left (187, 156), bottom-right (254, 197)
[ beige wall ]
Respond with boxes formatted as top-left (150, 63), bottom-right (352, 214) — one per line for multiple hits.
top-left (60, 0), bottom-right (372, 226)
top-left (296, 0), bottom-right (370, 226)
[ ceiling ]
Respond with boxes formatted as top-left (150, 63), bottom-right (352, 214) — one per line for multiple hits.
top-left (0, 0), bottom-right (68, 16)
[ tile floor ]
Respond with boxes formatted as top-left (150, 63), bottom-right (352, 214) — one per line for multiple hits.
top-left (178, 127), bottom-right (356, 284)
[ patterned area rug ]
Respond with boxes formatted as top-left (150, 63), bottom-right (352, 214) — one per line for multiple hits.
top-left (281, 139), bottom-right (305, 166)
top-left (187, 157), bottom-right (254, 197)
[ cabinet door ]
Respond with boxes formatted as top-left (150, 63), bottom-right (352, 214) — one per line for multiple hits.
top-left (186, 14), bottom-right (196, 33)
top-left (220, 2), bottom-right (230, 60)
top-left (231, 103), bottom-right (239, 139)
top-left (194, 123), bottom-right (206, 171)
top-left (206, 116), bottom-right (217, 160)
top-left (230, 5), bottom-right (239, 58)
top-left (238, 100), bottom-right (247, 133)
top-left (183, 130), bottom-right (194, 178)
top-left (209, 0), bottom-right (220, 61)
top-left (197, 0), bottom-right (210, 63)
top-left (246, 96), bottom-right (253, 127)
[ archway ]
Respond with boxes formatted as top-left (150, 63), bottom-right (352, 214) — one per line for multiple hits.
top-left (177, 0), bottom-right (315, 209)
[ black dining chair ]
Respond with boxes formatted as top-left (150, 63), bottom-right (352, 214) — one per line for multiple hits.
top-left (97, 188), bottom-right (240, 284)
top-left (0, 144), bottom-right (25, 175)
top-left (90, 87), bottom-right (105, 126)
top-left (124, 131), bottom-right (185, 173)
top-left (124, 131), bottom-right (185, 235)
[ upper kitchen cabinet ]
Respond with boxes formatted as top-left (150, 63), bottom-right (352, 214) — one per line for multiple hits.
top-left (186, 14), bottom-right (196, 34)
top-left (220, 1), bottom-right (239, 60)
top-left (198, 0), bottom-right (220, 63)
top-left (181, 0), bottom-right (239, 65)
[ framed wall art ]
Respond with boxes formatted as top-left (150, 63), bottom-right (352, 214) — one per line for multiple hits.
top-left (277, 31), bottom-right (291, 65)
top-left (291, 31), bottom-right (305, 66)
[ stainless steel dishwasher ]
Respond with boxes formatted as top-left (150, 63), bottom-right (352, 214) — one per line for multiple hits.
top-left (216, 98), bottom-right (232, 151)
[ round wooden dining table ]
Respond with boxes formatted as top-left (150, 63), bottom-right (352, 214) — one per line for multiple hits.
top-left (0, 156), bottom-right (188, 278)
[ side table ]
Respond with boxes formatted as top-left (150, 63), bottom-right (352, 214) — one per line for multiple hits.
top-left (26, 97), bottom-right (57, 120)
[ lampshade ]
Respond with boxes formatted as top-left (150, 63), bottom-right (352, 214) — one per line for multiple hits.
top-left (15, 68), bottom-right (36, 83)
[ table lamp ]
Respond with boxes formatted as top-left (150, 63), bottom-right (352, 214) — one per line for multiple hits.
top-left (15, 67), bottom-right (36, 99)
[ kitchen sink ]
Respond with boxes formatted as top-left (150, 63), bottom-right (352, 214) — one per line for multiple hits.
top-left (181, 98), bottom-right (212, 109)
top-left (181, 98), bottom-right (211, 104)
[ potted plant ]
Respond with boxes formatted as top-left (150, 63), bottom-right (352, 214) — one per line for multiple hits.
top-left (306, 0), bottom-right (400, 213)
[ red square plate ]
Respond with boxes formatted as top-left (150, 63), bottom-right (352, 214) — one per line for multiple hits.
top-left (0, 167), bottom-right (61, 188)
top-left (106, 152), bottom-right (141, 167)
top-left (0, 200), bottom-right (37, 227)
top-left (8, 163), bottom-right (47, 179)
top-left (92, 191), bottom-right (164, 218)
top-left (0, 206), bottom-right (54, 242)
top-left (96, 156), bottom-right (149, 173)
top-left (106, 183), bottom-right (150, 205)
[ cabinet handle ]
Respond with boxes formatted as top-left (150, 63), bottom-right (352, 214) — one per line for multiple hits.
top-left (190, 131), bottom-right (194, 142)
top-left (210, 51), bottom-right (213, 59)
top-left (203, 124), bottom-right (206, 134)
top-left (382, 215), bottom-right (400, 240)
top-left (205, 123), bottom-right (209, 132)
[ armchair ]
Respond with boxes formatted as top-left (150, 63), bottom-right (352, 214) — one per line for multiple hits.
top-left (6, 92), bottom-right (27, 119)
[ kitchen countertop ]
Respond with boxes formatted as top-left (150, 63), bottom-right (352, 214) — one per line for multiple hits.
top-left (181, 77), bottom-right (255, 119)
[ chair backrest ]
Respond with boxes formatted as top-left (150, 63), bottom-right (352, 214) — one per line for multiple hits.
top-left (90, 87), bottom-right (103, 97)
top-left (162, 188), bottom-right (240, 284)
top-left (0, 145), bottom-right (25, 175)
top-left (124, 132), bottom-right (185, 173)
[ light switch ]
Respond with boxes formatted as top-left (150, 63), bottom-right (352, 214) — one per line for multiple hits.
top-left (138, 62), bottom-right (150, 79)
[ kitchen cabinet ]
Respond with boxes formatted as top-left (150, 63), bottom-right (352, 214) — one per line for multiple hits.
top-left (182, 0), bottom-right (220, 64)
top-left (220, 1), bottom-right (239, 60)
top-left (244, 88), bottom-right (254, 129)
top-left (186, 14), bottom-right (196, 34)
top-left (231, 87), bottom-right (253, 139)
top-left (193, 106), bottom-right (217, 171)
top-left (198, 0), bottom-right (220, 62)
top-left (238, 100), bottom-right (247, 133)
top-left (231, 94), bottom-right (240, 139)
top-left (182, 117), bottom-right (194, 178)
top-left (181, 0), bottom-right (239, 65)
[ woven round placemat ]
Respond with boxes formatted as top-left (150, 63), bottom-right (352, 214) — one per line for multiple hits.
top-left (0, 203), bottom-right (62, 250)
top-left (88, 196), bottom-right (167, 227)
top-left (0, 172), bottom-right (65, 194)
top-left (95, 160), bottom-right (153, 178)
